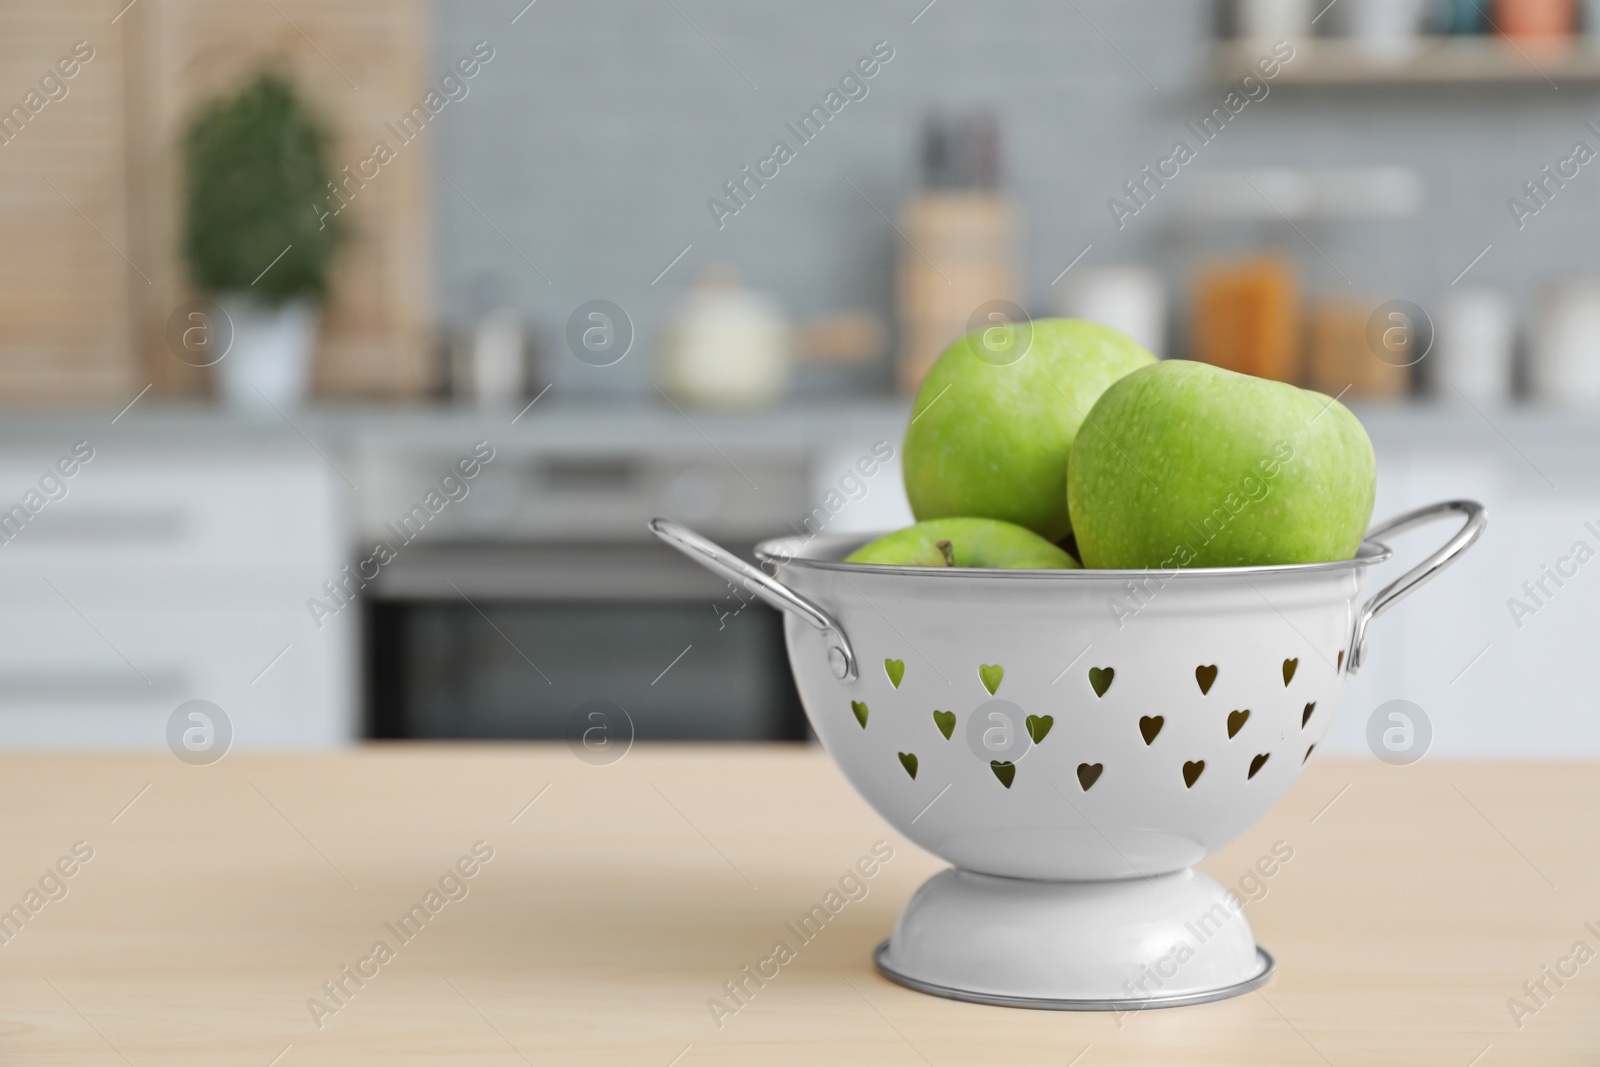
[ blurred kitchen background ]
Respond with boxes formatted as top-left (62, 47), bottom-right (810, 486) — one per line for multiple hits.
top-left (1, 0), bottom-right (1597, 757)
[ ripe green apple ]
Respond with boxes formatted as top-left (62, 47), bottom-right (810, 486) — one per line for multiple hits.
top-left (846, 517), bottom-right (1080, 569)
top-left (903, 318), bottom-right (1157, 542)
top-left (1067, 360), bottom-right (1376, 568)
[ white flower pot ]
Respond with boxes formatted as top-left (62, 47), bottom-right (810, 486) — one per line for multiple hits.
top-left (214, 296), bottom-right (319, 409)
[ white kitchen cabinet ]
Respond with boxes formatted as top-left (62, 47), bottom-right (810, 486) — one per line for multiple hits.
top-left (1325, 433), bottom-right (1600, 758)
top-left (0, 433), bottom-right (354, 748)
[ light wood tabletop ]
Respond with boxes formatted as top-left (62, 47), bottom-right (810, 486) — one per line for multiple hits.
top-left (0, 745), bottom-right (1595, 1064)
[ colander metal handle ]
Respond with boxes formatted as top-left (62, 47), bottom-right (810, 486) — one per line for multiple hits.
top-left (648, 517), bottom-right (858, 682)
top-left (1346, 499), bottom-right (1486, 674)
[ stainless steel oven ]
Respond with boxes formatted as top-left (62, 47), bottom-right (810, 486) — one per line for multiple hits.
top-left (359, 441), bottom-right (811, 742)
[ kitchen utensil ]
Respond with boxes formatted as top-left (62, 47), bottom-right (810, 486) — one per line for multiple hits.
top-left (652, 501), bottom-right (1485, 1009)
top-left (1057, 266), bottom-right (1167, 359)
top-left (1434, 287), bottom-right (1514, 405)
top-left (1531, 280), bottom-right (1600, 406)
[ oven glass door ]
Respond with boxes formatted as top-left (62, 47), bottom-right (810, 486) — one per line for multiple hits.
top-left (367, 545), bottom-right (806, 742)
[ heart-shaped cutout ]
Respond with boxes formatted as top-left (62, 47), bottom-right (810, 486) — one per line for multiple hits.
top-left (851, 701), bottom-right (868, 729)
top-left (1227, 709), bottom-right (1250, 739)
top-left (1182, 760), bottom-right (1205, 788)
top-left (1026, 714), bottom-right (1054, 744)
top-left (1282, 658), bottom-right (1299, 686)
top-left (932, 709), bottom-right (956, 740)
top-left (1302, 702), bottom-right (1315, 728)
top-left (1248, 752), bottom-right (1270, 779)
top-left (1337, 650), bottom-right (1345, 673)
top-left (1195, 664), bottom-right (1218, 695)
top-left (1303, 744), bottom-right (1316, 764)
top-left (979, 664), bottom-right (1004, 695)
top-left (1089, 666), bottom-right (1115, 697)
top-left (898, 752), bottom-right (918, 779)
top-left (1076, 762), bottom-right (1103, 791)
top-left (1139, 715), bottom-right (1164, 745)
top-left (990, 760), bottom-right (1016, 789)
top-left (885, 658), bottom-right (905, 689)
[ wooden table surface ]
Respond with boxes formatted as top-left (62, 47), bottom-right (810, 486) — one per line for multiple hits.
top-left (1, 745), bottom-right (1595, 1064)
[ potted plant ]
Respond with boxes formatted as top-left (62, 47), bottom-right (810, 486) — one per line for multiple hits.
top-left (181, 72), bottom-right (341, 408)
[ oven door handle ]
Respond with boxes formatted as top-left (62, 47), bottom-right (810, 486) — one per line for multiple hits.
top-left (650, 517), bottom-right (857, 682)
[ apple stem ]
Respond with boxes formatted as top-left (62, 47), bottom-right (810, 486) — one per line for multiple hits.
top-left (935, 539), bottom-right (956, 567)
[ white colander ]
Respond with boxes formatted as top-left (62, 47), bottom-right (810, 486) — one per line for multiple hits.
top-left (652, 500), bottom-right (1484, 1010)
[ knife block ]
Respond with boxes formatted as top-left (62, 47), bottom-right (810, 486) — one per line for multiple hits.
top-left (896, 192), bottom-right (1018, 393)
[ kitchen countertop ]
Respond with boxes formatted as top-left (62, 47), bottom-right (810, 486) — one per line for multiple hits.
top-left (0, 397), bottom-right (1597, 455)
top-left (1, 746), bottom-right (1595, 1063)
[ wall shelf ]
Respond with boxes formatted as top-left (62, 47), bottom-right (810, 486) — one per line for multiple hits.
top-left (1214, 36), bottom-right (1600, 85)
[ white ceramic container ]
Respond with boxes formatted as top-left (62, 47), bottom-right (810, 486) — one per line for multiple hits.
top-left (652, 500), bottom-right (1484, 1010)
top-left (1434, 287), bottom-right (1514, 406)
top-left (1532, 280), bottom-right (1600, 407)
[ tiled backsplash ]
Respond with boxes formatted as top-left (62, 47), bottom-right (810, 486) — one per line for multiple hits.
top-left (434, 0), bottom-right (1600, 394)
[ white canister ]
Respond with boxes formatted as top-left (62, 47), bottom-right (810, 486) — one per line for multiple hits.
top-left (1532, 281), bottom-right (1600, 406)
top-left (1235, 0), bottom-right (1314, 39)
top-left (1432, 287), bottom-right (1514, 406)
top-left (469, 307), bottom-right (526, 408)
top-left (1331, 0), bottom-right (1429, 44)
top-left (1056, 265), bottom-right (1167, 359)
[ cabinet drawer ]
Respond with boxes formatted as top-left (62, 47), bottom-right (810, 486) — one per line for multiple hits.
top-left (0, 601), bottom-right (354, 748)
top-left (0, 445), bottom-right (344, 574)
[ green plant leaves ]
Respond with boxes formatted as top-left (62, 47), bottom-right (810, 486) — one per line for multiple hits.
top-left (182, 72), bottom-right (341, 306)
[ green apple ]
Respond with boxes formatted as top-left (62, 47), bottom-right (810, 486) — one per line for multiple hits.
top-left (1067, 360), bottom-right (1376, 568)
top-left (903, 318), bottom-right (1156, 542)
top-left (846, 517), bottom-right (1080, 569)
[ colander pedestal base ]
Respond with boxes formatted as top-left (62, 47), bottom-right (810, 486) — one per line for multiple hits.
top-left (874, 866), bottom-right (1273, 1011)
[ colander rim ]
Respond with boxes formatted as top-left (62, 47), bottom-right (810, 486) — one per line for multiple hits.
top-left (755, 533), bottom-right (1394, 579)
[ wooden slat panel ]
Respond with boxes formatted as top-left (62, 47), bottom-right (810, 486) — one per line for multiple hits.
top-left (0, 2), bottom-right (136, 403)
